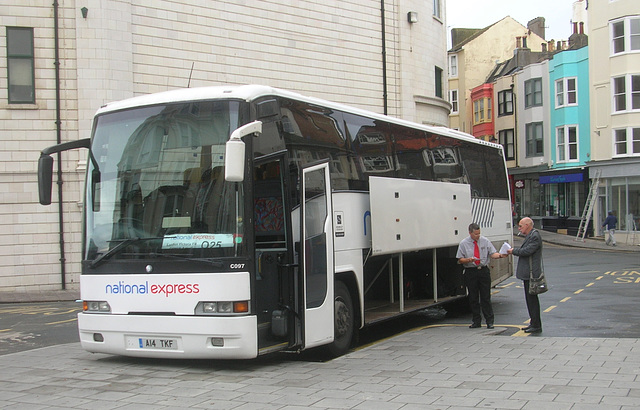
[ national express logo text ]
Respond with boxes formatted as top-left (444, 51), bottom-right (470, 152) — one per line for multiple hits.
top-left (105, 281), bottom-right (200, 297)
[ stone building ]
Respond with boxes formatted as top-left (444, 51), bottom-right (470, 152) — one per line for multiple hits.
top-left (0, 0), bottom-right (450, 292)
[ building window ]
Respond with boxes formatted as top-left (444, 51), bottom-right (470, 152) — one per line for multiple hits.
top-left (497, 89), bottom-right (513, 116)
top-left (612, 74), bottom-right (640, 112)
top-left (613, 127), bottom-right (640, 156)
top-left (433, 0), bottom-right (441, 19)
top-left (555, 77), bottom-right (577, 108)
top-left (473, 99), bottom-right (483, 124)
top-left (611, 16), bottom-right (640, 54)
top-left (605, 176), bottom-right (640, 231)
top-left (525, 122), bottom-right (544, 157)
top-left (473, 97), bottom-right (491, 124)
top-left (435, 66), bottom-right (443, 98)
top-left (524, 78), bottom-right (543, 108)
top-left (449, 89), bottom-right (458, 113)
top-left (448, 55), bottom-right (457, 77)
top-left (556, 125), bottom-right (578, 162)
top-left (498, 129), bottom-right (515, 160)
top-left (6, 27), bottom-right (35, 104)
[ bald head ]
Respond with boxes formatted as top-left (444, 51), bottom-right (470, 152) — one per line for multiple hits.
top-left (518, 217), bottom-right (534, 235)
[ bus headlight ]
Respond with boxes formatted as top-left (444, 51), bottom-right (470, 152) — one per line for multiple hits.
top-left (196, 301), bottom-right (249, 315)
top-left (83, 300), bottom-right (111, 313)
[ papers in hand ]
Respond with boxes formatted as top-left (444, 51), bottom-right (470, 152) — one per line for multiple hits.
top-left (499, 242), bottom-right (512, 255)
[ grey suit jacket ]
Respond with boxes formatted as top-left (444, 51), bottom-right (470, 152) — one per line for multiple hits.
top-left (512, 229), bottom-right (543, 280)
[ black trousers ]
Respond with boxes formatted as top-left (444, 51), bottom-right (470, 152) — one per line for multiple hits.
top-left (523, 280), bottom-right (542, 328)
top-left (464, 267), bottom-right (494, 325)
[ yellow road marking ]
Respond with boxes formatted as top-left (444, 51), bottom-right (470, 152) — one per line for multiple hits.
top-left (45, 318), bottom-right (77, 326)
top-left (544, 306), bottom-right (556, 313)
top-left (560, 297), bottom-right (571, 302)
top-left (574, 289), bottom-right (584, 294)
top-left (586, 282), bottom-right (595, 287)
top-left (44, 309), bottom-right (80, 316)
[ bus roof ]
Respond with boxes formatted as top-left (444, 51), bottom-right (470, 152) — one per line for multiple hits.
top-left (96, 84), bottom-right (501, 150)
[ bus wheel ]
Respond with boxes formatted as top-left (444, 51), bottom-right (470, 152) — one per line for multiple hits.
top-left (325, 281), bottom-right (354, 357)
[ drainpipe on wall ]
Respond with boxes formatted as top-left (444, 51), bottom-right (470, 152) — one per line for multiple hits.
top-left (380, 0), bottom-right (388, 115)
top-left (53, 0), bottom-right (67, 289)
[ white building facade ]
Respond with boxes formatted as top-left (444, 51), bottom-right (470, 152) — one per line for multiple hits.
top-left (0, 0), bottom-right (450, 292)
top-left (587, 0), bottom-right (640, 242)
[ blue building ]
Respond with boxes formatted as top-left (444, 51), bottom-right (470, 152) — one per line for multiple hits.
top-left (544, 41), bottom-right (590, 220)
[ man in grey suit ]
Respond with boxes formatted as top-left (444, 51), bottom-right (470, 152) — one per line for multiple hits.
top-left (507, 217), bottom-right (543, 334)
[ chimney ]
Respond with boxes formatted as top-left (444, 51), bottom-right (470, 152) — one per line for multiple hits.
top-left (580, 22), bottom-right (584, 34)
top-left (573, 22), bottom-right (578, 34)
top-left (542, 43), bottom-right (547, 52)
top-left (548, 40), bottom-right (555, 52)
top-left (557, 40), bottom-right (562, 50)
top-left (527, 17), bottom-right (546, 40)
top-left (522, 36), bottom-right (528, 48)
top-left (516, 36), bottom-right (521, 48)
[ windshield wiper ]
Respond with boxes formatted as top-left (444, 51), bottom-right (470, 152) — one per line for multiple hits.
top-left (90, 237), bottom-right (155, 268)
top-left (149, 252), bottom-right (224, 267)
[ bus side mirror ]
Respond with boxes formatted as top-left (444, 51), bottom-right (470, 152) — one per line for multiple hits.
top-left (38, 154), bottom-right (54, 205)
top-left (225, 121), bottom-right (262, 182)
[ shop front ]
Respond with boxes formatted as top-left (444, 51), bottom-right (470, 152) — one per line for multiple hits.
top-left (510, 167), bottom-right (589, 235)
top-left (590, 159), bottom-right (640, 244)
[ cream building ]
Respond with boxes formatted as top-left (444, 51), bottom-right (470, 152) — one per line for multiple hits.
top-left (447, 16), bottom-right (546, 133)
top-left (0, 0), bottom-right (450, 293)
top-left (588, 0), bottom-right (640, 242)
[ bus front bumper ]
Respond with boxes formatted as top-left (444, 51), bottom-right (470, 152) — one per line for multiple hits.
top-left (77, 313), bottom-right (258, 359)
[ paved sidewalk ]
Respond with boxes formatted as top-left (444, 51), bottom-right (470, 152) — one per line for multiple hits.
top-left (533, 230), bottom-right (639, 253)
top-left (1, 325), bottom-right (639, 409)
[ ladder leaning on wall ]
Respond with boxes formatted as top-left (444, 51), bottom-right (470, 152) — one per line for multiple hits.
top-left (575, 169), bottom-right (602, 242)
top-left (627, 217), bottom-right (638, 246)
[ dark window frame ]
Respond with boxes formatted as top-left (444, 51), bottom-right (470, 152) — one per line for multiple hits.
top-left (524, 78), bottom-right (543, 108)
top-left (498, 129), bottom-right (515, 160)
top-left (6, 26), bottom-right (35, 104)
top-left (525, 122), bottom-right (544, 157)
top-left (497, 90), bottom-right (513, 116)
top-left (435, 66), bottom-right (443, 98)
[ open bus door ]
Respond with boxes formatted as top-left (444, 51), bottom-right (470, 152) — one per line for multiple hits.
top-left (300, 162), bottom-right (334, 349)
top-left (253, 155), bottom-right (293, 354)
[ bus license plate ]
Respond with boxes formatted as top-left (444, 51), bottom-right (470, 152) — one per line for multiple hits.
top-left (136, 337), bottom-right (178, 350)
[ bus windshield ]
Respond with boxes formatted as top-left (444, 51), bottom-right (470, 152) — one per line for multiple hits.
top-left (84, 100), bottom-right (248, 264)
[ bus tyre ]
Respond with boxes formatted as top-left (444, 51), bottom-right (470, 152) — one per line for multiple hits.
top-left (325, 281), bottom-right (354, 357)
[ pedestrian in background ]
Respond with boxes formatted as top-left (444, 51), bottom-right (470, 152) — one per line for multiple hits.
top-left (456, 223), bottom-right (506, 329)
top-left (602, 210), bottom-right (617, 246)
top-left (507, 217), bottom-right (543, 334)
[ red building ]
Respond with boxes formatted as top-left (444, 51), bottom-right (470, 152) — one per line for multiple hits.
top-left (470, 83), bottom-right (495, 142)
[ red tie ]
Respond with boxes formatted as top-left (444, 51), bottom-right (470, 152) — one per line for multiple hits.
top-left (473, 240), bottom-right (480, 265)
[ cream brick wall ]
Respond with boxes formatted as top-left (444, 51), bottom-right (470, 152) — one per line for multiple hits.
top-left (588, 0), bottom-right (640, 161)
top-left (0, 0), bottom-right (448, 293)
top-left (0, 1), bottom-right (83, 293)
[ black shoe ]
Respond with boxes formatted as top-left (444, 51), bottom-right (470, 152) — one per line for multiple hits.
top-left (469, 323), bottom-right (481, 328)
top-left (521, 326), bottom-right (532, 331)
top-left (524, 327), bottom-right (542, 333)
top-left (487, 324), bottom-right (494, 329)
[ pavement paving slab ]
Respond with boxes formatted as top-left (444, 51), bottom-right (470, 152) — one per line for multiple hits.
top-left (0, 325), bottom-right (639, 409)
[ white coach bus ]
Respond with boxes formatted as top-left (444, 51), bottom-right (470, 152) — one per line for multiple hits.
top-left (38, 85), bottom-right (512, 359)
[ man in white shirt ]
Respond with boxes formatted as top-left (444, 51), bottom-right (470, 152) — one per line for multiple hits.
top-left (456, 223), bottom-right (505, 329)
